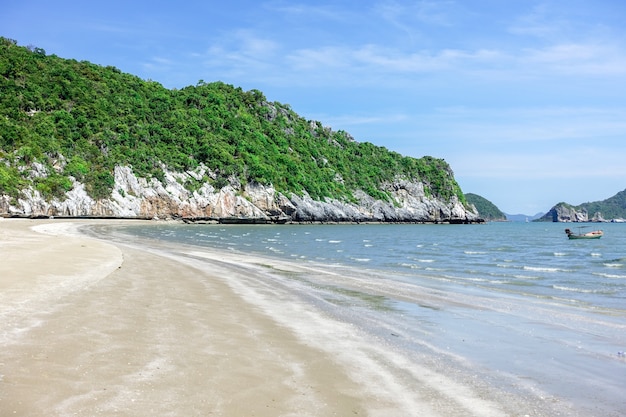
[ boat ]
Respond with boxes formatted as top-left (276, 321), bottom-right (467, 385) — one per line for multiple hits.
top-left (564, 227), bottom-right (603, 239)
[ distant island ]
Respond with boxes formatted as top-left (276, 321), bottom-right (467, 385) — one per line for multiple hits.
top-left (467, 189), bottom-right (626, 223)
top-left (504, 212), bottom-right (545, 222)
top-left (536, 189), bottom-right (626, 222)
top-left (464, 193), bottom-right (506, 221)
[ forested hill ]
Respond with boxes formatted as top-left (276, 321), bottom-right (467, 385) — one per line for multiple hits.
top-left (0, 37), bottom-right (476, 222)
top-left (464, 193), bottom-right (506, 221)
top-left (538, 189), bottom-right (626, 222)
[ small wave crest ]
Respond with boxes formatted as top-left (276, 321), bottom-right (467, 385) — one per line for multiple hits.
top-left (523, 266), bottom-right (563, 273)
top-left (553, 284), bottom-right (615, 294)
top-left (593, 272), bottom-right (626, 279)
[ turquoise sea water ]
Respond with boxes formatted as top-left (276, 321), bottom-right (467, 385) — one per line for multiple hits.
top-left (93, 221), bottom-right (626, 415)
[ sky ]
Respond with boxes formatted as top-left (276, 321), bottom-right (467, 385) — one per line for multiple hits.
top-left (3, 0), bottom-right (626, 215)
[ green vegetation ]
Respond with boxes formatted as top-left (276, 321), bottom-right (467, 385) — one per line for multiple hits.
top-left (464, 193), bottom-right (506, 221)
top-left (0, 37), bottom-right (466, 206)
top-left (572, 190), bottom-right (626, 220)
top-left (581, 189), bottom-right (626, 219)
top-left (535, 189), bottom-right (626, 221)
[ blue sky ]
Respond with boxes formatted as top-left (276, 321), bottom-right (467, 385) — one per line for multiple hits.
top-left (3, 1), bottom-right (626, 215)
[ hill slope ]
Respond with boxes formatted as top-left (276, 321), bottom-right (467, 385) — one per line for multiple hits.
top-left (0, 38), bottom-right (478, 222)
top-left (464, 193), bottom-right (506, 221)
top-left (538, 189), bottom-right (626, 222)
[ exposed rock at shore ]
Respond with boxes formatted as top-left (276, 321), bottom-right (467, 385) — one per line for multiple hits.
top-left (0, 165), bottom-right (481, 223)
top-left (540, 203), bottom-right (604, 222)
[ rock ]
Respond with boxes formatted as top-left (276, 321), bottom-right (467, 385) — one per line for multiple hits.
top-left (542, 204), bottom-right (589, 222)
top-left (0, 165), bottom-right (481, 223)
top-left (540, 203), bottom-right (606, 223)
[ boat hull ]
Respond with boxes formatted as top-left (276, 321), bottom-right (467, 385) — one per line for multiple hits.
top-left (565, 228), bottom-right (603, 239)
top-left (567, 234), bottom-right (602, 239)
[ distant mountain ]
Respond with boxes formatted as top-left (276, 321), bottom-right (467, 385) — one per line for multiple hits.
top-left (538, 189), bottom-right (626, 222)
top-left (505, 212), bottom-right (544, 222)
top-left (464, 193), bottom-right (506, 221)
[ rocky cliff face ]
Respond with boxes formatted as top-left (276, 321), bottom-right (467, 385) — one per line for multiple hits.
top-left (541, 204), bottom-right (604, 222)
top-left (0, 165), bottom-right (480, 223)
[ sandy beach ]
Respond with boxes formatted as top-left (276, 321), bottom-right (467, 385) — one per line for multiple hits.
top-left (0, 219), bottom-right (535, 417)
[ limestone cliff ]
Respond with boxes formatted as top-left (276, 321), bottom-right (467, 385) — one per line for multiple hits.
top-left (540, 203), bottom-right (604, 222)
top-left (0, 165), bottom-right (480, 223)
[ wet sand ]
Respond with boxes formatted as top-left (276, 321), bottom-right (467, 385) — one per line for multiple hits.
top-left (0, 219), bottom-right (525, 416)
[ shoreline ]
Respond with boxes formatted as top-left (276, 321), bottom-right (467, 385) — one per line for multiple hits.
top-left (0, 218), bottom-right (586, 416)
top-left (0, 214), bottom-right (485, 225)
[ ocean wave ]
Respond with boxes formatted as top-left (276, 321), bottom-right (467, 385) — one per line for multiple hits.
top-left (400, 262), bottom-right (437, 269)
top-left (194, 232), bottom-right (217, 238)
top-left (607, 257), bottom-right (626, 263)
top-left (553, 285), bottom-right (615, 294)
top-left (267, 246), bottom-right (284, 254)
top-left (505, 280), bottom-right (537, 287)
top-left (592, 272), bottom-right (626, 279)
top-left (603, 263), bottom-right (624, 268)
top-left (523, 266), bottom-right (563, 272)
top-left (512, 274), bottom-right (542, 280)
top-left (463, 277), bottom-right (490, 283)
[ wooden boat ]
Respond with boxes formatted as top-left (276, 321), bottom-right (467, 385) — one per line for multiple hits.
top-left (565, 228), bottom-right (603, 239)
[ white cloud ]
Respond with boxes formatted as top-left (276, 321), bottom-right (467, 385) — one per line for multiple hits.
top-left (375, 0), bottom-right (456, 28)
top-left (522, 42), bottom-right (626, 75)
top-left (449, 146), bottom-right (626, 181)
top-left (425, 106), bottom-right (626, 144)
top-left (316, 113), bottom-right (409, 128)
top-left (284, 43), bottom-right (505, 82)
top-left (266, 2), bottom-right (348, 21)
top-left (286, 46), bottom-right (350, 70)
top-left (507, 3), bottom-right (566, 39)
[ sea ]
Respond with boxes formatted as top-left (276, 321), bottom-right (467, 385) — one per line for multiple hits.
top-left (89, 221), bottom-right (626, 416)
